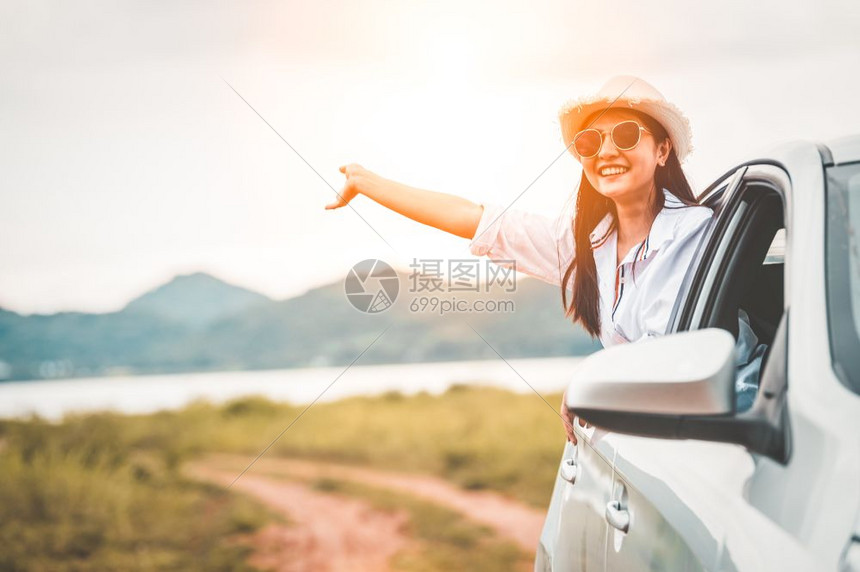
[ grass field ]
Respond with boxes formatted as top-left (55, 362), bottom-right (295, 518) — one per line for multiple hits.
top-left (0, 385), bottom-right (566, 570)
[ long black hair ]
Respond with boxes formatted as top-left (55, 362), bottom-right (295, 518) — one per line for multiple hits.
top-left (559, 110), bottom-right (700, 338)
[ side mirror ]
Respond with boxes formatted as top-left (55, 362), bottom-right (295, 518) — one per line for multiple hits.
top-left (567, 322), bottom-right (791, 464)
top-left (566, 328), bottom-right (737, 416)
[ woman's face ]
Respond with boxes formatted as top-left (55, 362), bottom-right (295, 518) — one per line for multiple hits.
top-left (578, 109), bottom-right (671, 205)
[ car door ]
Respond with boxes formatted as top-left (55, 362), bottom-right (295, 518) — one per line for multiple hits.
top-left (536, 168), bottom-right (746, 571)
top-left (602, 162), bottom-right (821, 571)
top-left (536, 427), bottom-right (616, 570)
top-left (593, 166), bottom-right (747, 571)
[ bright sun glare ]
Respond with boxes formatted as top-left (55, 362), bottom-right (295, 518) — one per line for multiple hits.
top-left (425, 34), bottom-right (480, 86)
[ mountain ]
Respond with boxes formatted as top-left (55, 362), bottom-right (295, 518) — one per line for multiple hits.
top-left (122, 272), bottom-right (271, 328)
top-left (0, 271), bottom-right (600, 381)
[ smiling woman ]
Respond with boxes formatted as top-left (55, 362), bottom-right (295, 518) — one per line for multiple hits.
top-left (327, 75), bottom-right (715, 442)
top-left (557, 102), bottom-right (708, 343)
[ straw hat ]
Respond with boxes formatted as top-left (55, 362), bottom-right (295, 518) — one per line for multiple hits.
top-left (558, 75), bottom-right (693, 163)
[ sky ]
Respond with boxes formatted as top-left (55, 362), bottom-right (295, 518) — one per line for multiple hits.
top-left (1, 0), bottom-right (859, 315)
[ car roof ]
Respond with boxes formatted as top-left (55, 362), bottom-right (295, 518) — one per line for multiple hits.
top-left (825, 135), bottom-right (860, 166)
top-left (696, 136), bottom-right (860, 206)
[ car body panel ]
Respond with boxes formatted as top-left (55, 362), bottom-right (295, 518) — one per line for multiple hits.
top-left (537, 440), bottom-right (614, 570)
top-left (764, 141), bottom-right (860, 567)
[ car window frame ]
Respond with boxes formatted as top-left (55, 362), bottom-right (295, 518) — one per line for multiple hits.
top-left (671, 163), bottom-right (791, 336)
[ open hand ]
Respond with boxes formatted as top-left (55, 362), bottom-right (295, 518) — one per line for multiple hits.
top-left (325, 164), bottom-right (368, 210)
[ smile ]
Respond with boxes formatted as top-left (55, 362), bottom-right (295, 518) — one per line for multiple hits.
top-left (600, 166), bottom-right (629, 176)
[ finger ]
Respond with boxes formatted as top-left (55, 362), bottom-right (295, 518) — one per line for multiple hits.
top-left (562, 418), bottom-right (573, 434)
top-left (562, 417), bottom-right (577, 444)
top-left (562, 415), bottom-right (575, 435)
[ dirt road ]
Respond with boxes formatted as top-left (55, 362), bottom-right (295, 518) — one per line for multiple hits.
top-left (190, 460), bottom-right (411, 572)
top-left (188, 454), bottom-right (545, 571)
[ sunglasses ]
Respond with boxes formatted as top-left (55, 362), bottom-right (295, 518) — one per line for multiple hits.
top-left (573, 120), bottom-right (652, 158)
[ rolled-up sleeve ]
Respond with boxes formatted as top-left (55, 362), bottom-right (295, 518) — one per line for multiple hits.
top-left (468, 202), bottom-right (575, 287)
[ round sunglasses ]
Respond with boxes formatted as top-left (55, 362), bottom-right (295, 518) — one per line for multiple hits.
top-left (572, 120), bottom-right (651, 158)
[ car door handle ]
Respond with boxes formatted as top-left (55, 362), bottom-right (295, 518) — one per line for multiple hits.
top-left (559, 457), bottom-right (577, 484)
top-left (605, 500), bottom-right (630, 532)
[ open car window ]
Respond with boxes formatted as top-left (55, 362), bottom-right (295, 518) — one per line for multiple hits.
top-left (673, 165), bottom-right (788, 342)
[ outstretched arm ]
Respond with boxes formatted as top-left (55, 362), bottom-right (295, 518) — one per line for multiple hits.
top-left (326, 164), bottom-right (485, 240)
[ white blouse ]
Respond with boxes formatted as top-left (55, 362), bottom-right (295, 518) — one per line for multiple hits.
top-left (469, 188), bottom-right (714, 348)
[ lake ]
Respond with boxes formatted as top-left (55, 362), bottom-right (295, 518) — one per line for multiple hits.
top-left (0, 356), bottom-right (585, 420)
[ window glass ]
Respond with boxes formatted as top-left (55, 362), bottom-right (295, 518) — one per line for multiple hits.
top-left (825, 162), bottom-right (860, 394)
top-left (764, 228), bottom-right (785, 265)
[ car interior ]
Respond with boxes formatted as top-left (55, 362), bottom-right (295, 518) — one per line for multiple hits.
top-left (705, 184), bottom-right (786, 371)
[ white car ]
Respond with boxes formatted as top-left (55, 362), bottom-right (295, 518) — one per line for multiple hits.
top-left (537, 137), bottom-right (860, 571)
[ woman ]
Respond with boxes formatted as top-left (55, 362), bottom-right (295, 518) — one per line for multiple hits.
top-left (326, 76), bottom-right (723, 443)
